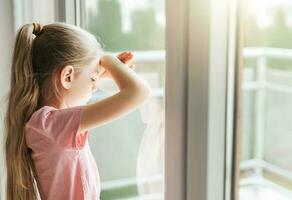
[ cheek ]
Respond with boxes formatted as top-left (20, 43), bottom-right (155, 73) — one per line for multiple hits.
top-left (72, 77), bottom-right (92, 96)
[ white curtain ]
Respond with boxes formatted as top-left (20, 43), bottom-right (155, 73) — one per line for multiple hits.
top-left (136, 96), bottom-right (164, 199)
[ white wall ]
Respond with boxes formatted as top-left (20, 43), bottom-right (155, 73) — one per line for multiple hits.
top-left (0, 0), bottom-right (14, 199)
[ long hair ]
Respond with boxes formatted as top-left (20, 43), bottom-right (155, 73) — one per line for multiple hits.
top-left (4, 22), bottom-right (103, 200)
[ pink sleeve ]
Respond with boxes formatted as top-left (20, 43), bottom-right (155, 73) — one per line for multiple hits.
top-left (41, 106), bottom-right (88, 150)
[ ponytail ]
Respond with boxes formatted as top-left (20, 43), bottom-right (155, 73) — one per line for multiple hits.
top-left (5, 24), bottom-right (42, 200)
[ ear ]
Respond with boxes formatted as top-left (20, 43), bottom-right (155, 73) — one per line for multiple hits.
top-left (60, 65), bottom-right (75, 90)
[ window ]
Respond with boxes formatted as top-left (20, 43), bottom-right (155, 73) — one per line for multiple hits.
top-left (84, 0), bottom-right (165, 199)
top-left (238, 0), bottom-right (292, 199)
top-left (6, 0), bottom-right (257, 200)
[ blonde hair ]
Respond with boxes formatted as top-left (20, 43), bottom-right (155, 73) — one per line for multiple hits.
top-left (4, 22), bottom-right (103, 200)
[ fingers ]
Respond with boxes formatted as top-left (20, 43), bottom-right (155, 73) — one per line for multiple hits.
top-left (117, 52), bottom-right (136, 71)
top-left (118, 51), bottom-right (134, 64)
top-left (118, 53), bottom-right (136, 70)
top-left (117, 51), bottom-right (128, 58)
top-left (117, 51), bottom-right (128, 60)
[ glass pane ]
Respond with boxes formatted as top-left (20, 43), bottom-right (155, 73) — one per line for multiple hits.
top-left (240, 1), bottom-right (292, 199)
top-left (85, 0), bottom-right (165, 199)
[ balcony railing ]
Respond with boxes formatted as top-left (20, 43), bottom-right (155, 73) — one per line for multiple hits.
top-left (241, 48), bottom-right (292, 199)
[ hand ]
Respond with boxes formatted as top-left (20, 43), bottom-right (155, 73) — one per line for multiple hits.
top-left (117, 51), bottom-right (136, 70)
top-left (98, 51), bottom-right (136, 79)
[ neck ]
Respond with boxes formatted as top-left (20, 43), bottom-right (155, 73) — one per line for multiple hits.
top-left (41, 98), bottom-right (67, 109)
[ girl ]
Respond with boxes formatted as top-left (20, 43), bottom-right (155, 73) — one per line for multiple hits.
top-left (4, 22), bottom-right (152, 200)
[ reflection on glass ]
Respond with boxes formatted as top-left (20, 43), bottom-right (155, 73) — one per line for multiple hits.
top-left (85, 0), bottom-right (165, 199)
top-left (240, 0), bottom-right (292, 199)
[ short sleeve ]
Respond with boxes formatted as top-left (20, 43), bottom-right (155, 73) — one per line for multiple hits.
top-left (40, 106), bottom-right (88, 150)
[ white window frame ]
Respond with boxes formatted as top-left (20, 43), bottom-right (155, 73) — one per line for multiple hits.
top-left (54, 0), bottom-right (85, 27)
top-left (165, 0), bottom-right (239, 199)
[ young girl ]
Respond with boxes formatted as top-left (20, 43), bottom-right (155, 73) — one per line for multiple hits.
top-left (4, 22), bottom-right (152, 200)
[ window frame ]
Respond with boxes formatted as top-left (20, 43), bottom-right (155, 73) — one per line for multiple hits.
top-left (55, 0), bottom-right (80, 25)
top-left (165, 0), bottom-right (239, 199)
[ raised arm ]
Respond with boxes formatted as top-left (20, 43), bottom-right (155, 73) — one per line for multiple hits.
top-left (79, 54), bottom-right (152, 132)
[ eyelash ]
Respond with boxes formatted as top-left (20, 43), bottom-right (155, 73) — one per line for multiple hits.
top-left (91, 71), bottom-right (99, 82)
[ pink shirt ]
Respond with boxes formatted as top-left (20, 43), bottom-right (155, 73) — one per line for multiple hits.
top-left (25, 106), bottom-right (101, 200)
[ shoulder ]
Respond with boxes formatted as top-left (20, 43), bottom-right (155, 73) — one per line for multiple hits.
top-left (27, 106), bottom-right (57, 124)
top-left (24, 106), bottom-right (58, 143)
top-left (26, 105), bottom-right (85, 127)
top-left (27, 105), bottom-right (85, 127)
top-left (25, 105), bottom-right (88, 149)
